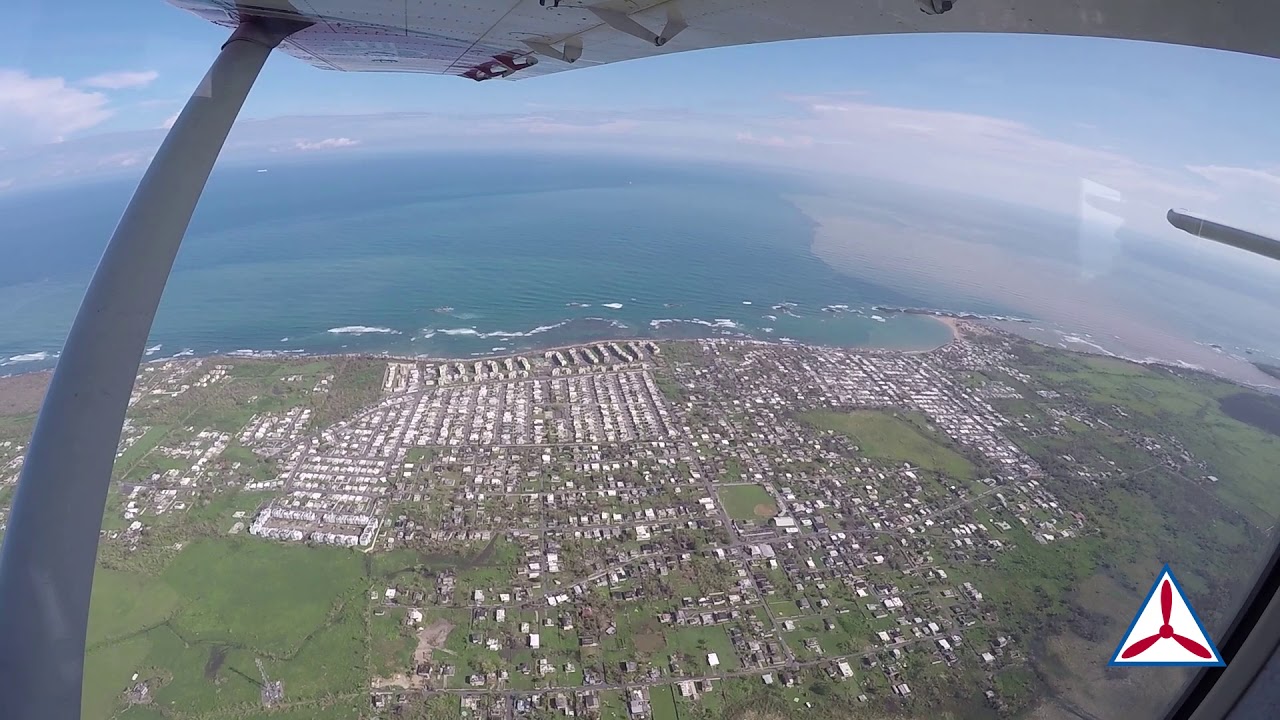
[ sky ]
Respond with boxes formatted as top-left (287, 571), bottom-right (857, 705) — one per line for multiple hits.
top-left (2, 0), bottom-right (1279, 249)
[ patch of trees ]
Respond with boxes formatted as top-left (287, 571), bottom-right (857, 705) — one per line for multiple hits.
top-left (1065, 605), bottom-right (1111, 643)
top-left (1218, 392), bottom-right (1280, 437)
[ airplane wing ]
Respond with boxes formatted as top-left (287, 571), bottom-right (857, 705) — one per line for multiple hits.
top-left (1167, 209), bottom-right (1280, 262)
top-left (166, 0), bottom-right (1280, 81)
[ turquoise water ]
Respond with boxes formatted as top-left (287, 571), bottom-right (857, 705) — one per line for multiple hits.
top-left (0, 152), bottom-right (953, 370)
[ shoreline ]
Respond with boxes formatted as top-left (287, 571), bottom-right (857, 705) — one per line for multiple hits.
top-left (4, 321), bottom-right (1277, 407)
top-left (0, 319), bottom-right (962, 384)
top-left (163, 314), bottom-right (966, 364)
top-left (161, 326), bottom-right (963, 367)
top-left (931, 314), bottom-right (964, 338)
top-left (10, 310), bottom-right (1274, 394)
top-left (2, 309), bottom-right (961, 378)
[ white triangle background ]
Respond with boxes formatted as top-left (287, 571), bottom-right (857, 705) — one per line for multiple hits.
top-left (1111, 569), bottom-right (1222, 665)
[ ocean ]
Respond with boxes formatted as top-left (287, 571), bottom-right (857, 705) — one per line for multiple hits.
top-left (4, 150), bottom-right (1277, 387)
top-left (0, 152), bottom-right (956, 372)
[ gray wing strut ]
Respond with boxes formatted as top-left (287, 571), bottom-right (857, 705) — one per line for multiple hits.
top-left (0, 15), bottom-right (309, 720)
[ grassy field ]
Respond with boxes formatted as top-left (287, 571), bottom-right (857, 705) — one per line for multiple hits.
top-left (161, 538), bottom-right (366, 650)
top-left (0, 414), bottom-right (34, 449)
top-left (129, 359), bottom-right (326, 435)
top-left (86, 569), bottom-right (181, 647)
top-left (651, 684), bottom-right (680, 720)
top-left (81, 570), bottom-right (184, 720)
top-left (719, 483), bottom-right (778, 520)
top-left (654, 373), bottom-right (690, 404)
top-left (309, 358), bottom-right (387, 429)
top-left (370, 607), bottom-right (418, 678)
top-left (83, 537), bottom-right (372, 719)
top-left (802, 409), bottom-right (977, 480)
top-left (82, 636), bottom-right (153, 720)
top-left (186, 488), bottom-right (277, 530)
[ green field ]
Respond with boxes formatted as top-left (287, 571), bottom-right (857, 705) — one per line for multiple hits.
top-left (86, 569), bottom-right (181, 647)
top-left (370, 607), bottom-right (418, 678)
top-left (309, 358), bottom-right (387, 429)
top-left (802, 409), bottom-right (977, 480)
top-left (719, 483), bottom-right (778, 520)
top-left (0, 412), bottom-right (35, 441)
top-left (82, 538), bottom-right (371, 719)
top-left (161, 538), bottom-right (366, 650)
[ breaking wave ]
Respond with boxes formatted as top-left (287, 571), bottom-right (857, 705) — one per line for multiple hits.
top-left (3, 351), bottom-right (55, 365)
top-left (650, 318), bottom-right (740, 330)
top-left (424, 320), bottom-right (575, 340)
top-left (327, 326), bottom-right (401, 335)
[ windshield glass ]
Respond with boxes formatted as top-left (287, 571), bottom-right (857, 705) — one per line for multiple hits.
top-left (1, 3), bottom-right (1279, 720)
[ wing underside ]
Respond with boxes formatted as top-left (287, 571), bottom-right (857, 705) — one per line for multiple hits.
top-left (168, 0), bottom-right (1280, 82)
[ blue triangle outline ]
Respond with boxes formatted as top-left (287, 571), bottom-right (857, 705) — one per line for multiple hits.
top-left (1107, 564), bottom-right (1225, 667)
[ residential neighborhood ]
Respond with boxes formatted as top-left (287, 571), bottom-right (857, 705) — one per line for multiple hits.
top-left (220, 325), bottom-right (1082, 717)
top-left (0, 321), bottom-right (1261, 720)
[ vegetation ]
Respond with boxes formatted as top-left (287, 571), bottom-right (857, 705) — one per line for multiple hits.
top-left (161, 538), bottom-right (366, 650)
top-left (802, 409), bottom-right (977, 480)
top-left (986, 340), bottom-right (1280, 718)
top-left (309, 357), bottom-right (386, 428)
top-left (1219, 392), bottom-right (1280, 436)
top-left (719, 483), bottom-right (778, 520)
top-left (655, 372), bottom-right (690, 404)
top-left (83, 537), bottom-right (372, 719)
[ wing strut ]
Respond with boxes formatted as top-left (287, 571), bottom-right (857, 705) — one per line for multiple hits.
top-left (590, 4), bottom-right (687, 47)
top-left (0, 15), bottom-right (309, 719)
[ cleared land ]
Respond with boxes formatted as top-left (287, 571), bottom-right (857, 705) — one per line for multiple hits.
top-left (802, 409), bottom-right (977, 480)
top-left (161, 538), bottom-right (366, 649)
top-left (0, 369), bottom-right (49, 415)
top-left (82, 537), bottom-right (370, 719)
top-left (719, 483), bottom-right (778, 520)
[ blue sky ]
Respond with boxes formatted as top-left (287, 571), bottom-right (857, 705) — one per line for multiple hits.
top-left (2, 0), bottom-right (1279, 243)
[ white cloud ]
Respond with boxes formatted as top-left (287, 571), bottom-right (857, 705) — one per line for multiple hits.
top-left (3, 103), bottom-right (1277, 246)
top-left (293, 137), bottom-right (360, 151)
top-left (95, 152), bottom-right (144, 169)
top-left (1180, 164), bottom-right (1280, 235)
top-left (1187, 164), bottom-right (1280, 194)
top-left (80, 70), bottom-right (158, 90)
top-left (0, 69), bottom-right (113, 145)
top-left (513, 117), bottom-right (640, 135)
top-left (160, 111), bottom-right (180, 130)
top-left (732, 96), bottom-right (1280, 241)
top-left (736, 131), bottom-right (813, 148)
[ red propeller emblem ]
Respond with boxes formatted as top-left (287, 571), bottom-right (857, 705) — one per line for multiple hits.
top-left (1121, 580), bottom-right (1212, 659)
